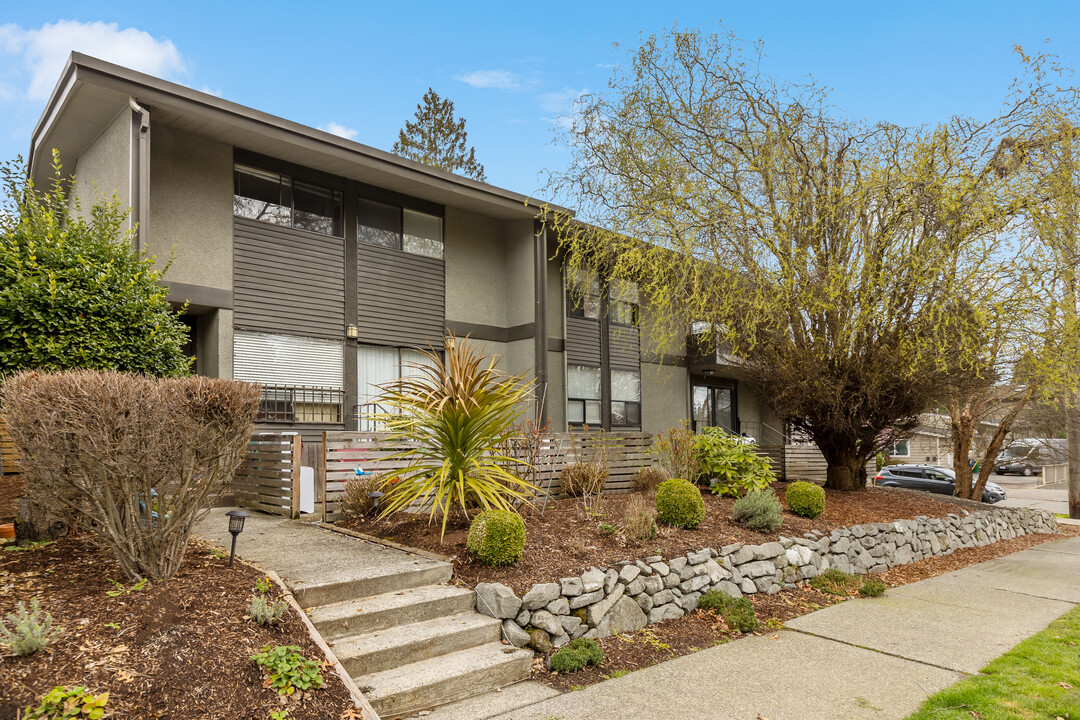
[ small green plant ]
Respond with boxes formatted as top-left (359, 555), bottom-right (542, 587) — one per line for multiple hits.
top-left (1, 598), bottom-right (63, 656)
top-left (697, 590), bottom-right (734, 612)
top-left (655, 478), bottom-right (706, 529)
top-left (598, 522), bottom-right (618, 536)
top-left (269, 711), bottom-right (289, 720)
top-left (636, 628), bottom-right (673, 652)
top-left (809, 568), bottom-right (860, 596)
top-left (731, 489), bottom-right (783, 532)
top-left (248, 594), bottom-right (289, 627)
top-left (208, 548), bottom-right (227, 560)
top-left (630, 466), bottom-right (669, 494)
top-left (603, 669), bottom-right (630, 680)
top-left (859, 578), bottom-right (887, 597)
top-left (764, 618), bottom-right (784, 631)
top-left (105, 578), bottom-right (148, 598)
top-left (251, 645), bottom-right (325, 696)
top-left (103, 623), bottom-right (120, 630)
top-left (549, 637), bottom-right (604, 672)
top-left (3, 540), bottom-right (56, 552)
top-left (694, 428), bottom-right (775, 496)
top-left (466, 509), bottom-right (526, 567)
top-left (697, 590), bottom-right (758, 633)
top-left (23, 686), bottom-right (109, 720)
top-left (254, 576), bottom-right (273, 594)
top-left (785, 481), bottom-right (826, 519)
top-left (621, 494), bottom-right (658, 545)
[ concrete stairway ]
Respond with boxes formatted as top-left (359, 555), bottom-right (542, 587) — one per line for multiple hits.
top-left (305, 559), bottom-right (532, 718)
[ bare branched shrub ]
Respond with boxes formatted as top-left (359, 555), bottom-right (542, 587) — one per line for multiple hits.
top-left (631, 466), bottom-right (669, 494)
top-left (621, 495), bottom-right (658, 545)
top-left (559, 463), bottom-right (609, 498)
top-left (343, 473), bottom-right (382, 517)
top-left (1, 370), bottom-right (259, 581)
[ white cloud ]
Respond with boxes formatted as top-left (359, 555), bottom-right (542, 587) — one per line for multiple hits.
top-left (0, 20), bottom-right (186, 100)
top-left (198, 85), bottom-right (223, 98)
top-left (454, 69), bottom-right (521, 90)
top-left (539, 87), bottom-right (587, 114)
top-left (319, 122), bottom-right (358, 140)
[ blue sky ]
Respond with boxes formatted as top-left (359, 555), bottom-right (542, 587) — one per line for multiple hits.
top-left (2, 1), bottom-right (1080, 199)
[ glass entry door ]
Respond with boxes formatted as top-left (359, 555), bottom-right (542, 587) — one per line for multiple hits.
top-left (692, 383), bottom-right (736, 433)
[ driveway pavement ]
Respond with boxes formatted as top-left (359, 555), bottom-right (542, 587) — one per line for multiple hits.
top-left (480, 536), bottom-right (1080, 720)
top-left (998, 481), bottom-right (1069, 515)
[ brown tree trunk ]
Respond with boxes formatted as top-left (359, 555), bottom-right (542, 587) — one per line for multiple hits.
top-left (1068, 401), bottom-right (1080, 519)
top-left (974, 388), bottom-right (1034, 501)
top-left (950, 411), bottom-right (976, 499)
top-left (820, 442), bottom-right (868, 490)
top-left (15, 496), bottom-right (69, 542)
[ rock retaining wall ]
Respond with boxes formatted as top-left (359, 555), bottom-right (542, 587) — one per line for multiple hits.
top-left (475, 507), bottom-right (1058, 652)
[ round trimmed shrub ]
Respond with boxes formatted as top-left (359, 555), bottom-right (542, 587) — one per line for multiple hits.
top-left (785, 481), bottom-right (826, 519)
top-left (466, 510), bottom-right (526, 567)
top-left (655, 478), bottom-right (706, 529)
top-left (732, 489), bottom-right (783, 532)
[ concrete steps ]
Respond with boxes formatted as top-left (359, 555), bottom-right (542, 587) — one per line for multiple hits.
top-left (309, 585), bottom-right (476, 640)
top-left (292, 559), bottom-right (453, 608)
top-left (357, 642), bottom-right (534, 718)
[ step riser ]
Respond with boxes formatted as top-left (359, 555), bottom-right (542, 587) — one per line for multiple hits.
top-left (342, 621), bottom-right (501, 676)
top-left (369, 652), bottom-right (532, 718)
top-left (294, 563), bottom-right (452, 608)
top-left (315, 592), bottom-right (477, 640)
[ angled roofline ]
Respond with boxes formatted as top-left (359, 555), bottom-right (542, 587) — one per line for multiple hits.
top-left (29, 52), bottom-right (573, 219)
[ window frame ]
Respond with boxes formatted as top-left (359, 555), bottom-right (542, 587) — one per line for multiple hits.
top-left (888, 440), bottom-right (911, 457)
top-left (609, 367), bottom-right (642, 427)
top-left (233, 162), bottom-right (343, 237)
top-left (358, 197), bottom-right (445, 259)
top-left (566, 364), bottom-right (603, 426)
top-left (566, 268), bottom-right (601, 321)
top-left (608, 280), bottom-right (640, 327)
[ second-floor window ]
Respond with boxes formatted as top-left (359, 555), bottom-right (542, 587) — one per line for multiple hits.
top-left (566, 268), bottom-right (600, 319)
top-left (609, 280), bottom-right (639, 326)
top-left (358, 198), bottom-right (444, 259)
top-left (233, 164), bottom-right (342, 236)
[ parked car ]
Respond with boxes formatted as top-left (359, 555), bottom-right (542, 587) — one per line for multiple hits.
top-left (993, 457), bottom-right (1042, 476)
top-left (874, 464), bottom-right (1007, 504)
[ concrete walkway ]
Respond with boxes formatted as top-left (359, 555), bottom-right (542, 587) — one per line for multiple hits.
top-left (999, 481), bottom-right (1070, 516)
top-left (482, 536), bottom-right (1080, 720)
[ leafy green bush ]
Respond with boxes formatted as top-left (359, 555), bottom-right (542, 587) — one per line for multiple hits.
top-left (731, 490), bottom-right (783, 532)
top-left (248, 594), bottom-right (289, 627)
top-left (697, 590), bottom-right (758, 632)
top-left (0, 154), bottom-right (191, 377)
top-left (549, 637), bottom-right (604, 672)
top-left (251, 645), bottom-right (325, 696)
top-left (23, 686), bottom-right (109, 720)
top-left (631, 466), bottom-right (669, 494)
top-left (254, 576), bottom-right (273, 594)
top-left (785, 481), bottom-right (826, 519)
top-left (466, 510), bottom-right (526, 566)
top-left (859, 578), bottom-right (887, 597)
top-left (560, 462), bottom-right (609, 497)
top-left (693, 428), bottom-right (775, 496)
top-left (655, 478), bottom-right (706, 529)
top-left (810, 568), bottom-right (859, 596)
top-left (0, 598), bottom-right (62, 656)
top-left (368, 336), bottom-right (537, 537)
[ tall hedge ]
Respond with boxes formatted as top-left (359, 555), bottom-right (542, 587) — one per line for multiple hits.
top-left (0, 154), bottom-right (191, 376)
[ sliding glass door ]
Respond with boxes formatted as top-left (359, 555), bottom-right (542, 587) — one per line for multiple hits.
top-left (691, 383), bottom-right (736, 434)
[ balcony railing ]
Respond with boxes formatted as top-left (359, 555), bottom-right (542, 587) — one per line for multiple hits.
top-left (257, 384), bottom-right (344, 424)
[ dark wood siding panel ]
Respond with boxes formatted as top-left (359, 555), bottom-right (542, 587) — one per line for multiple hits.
top-left (609, 326), bottom-right (640, 369)
top-left (233, 218), bottom-right (345, 339)
top-left (357, 243), bottom-right (445, 347)
top-left (566, 317), bottom-right (601, 365)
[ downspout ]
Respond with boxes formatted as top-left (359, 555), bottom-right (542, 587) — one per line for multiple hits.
top-left (533, 220), bottom-right (549, 426)
top-left (128, 97), bottom-right (151, 252)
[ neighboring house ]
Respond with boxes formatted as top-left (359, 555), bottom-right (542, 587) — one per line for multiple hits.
top-left (28, 54), bottom-right (781, 445)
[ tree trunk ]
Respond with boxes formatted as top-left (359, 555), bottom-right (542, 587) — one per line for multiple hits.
top-left (1068, 401), bottom-right (1080, 519)
top-left (950, 411), bottom-right (976, 499)
top-left (974, 388), bottom-right (1034, 501)
top-left (820, 442), bottom-right (868, 490)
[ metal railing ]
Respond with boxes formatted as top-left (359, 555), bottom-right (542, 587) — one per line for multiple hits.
top-left (257, 384), bottom-right (345, 424)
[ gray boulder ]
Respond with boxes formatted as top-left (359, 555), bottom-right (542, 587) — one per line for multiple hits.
top-left (587, 585), bottom-right (625, 626)
top-left (475, 583), bottom-right (521, 619)
top-left (502, 620), bottom-right (531, 648)
top-left (530, 609), bottom-right (563, 635)
top-left (595, 596), bottom-right (648, 637)
top-left (521, 582), bottom-right (561, 610)
top-left (528, 628), bottom-right (552, 654)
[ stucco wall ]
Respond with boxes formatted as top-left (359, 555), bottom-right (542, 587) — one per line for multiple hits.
top-left (504, 220), bottom-right (536, 328)
top-left (444, 206), bottom-right (507, 327)
top-left (642, 363), bottom-right (689, 436)
top-left (71, 109), bottom-right (130, 222)
top-left (148, 124), bottom-right (233, 290)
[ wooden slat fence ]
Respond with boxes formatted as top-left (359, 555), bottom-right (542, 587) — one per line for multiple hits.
top-left (322, 431), bottom-right (656, 523)
top-left (0, 416), bottom-right (24, 520)
top-left (759, 444), bottom-right (877, 483)
top-left (234, 433), bottom-right (302, 518)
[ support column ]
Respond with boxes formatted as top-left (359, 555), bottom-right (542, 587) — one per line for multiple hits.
top-left (533, 220), bottom-right (549, 426)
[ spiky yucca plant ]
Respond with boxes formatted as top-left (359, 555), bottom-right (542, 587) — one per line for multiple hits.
top-left (369, 336), bottom-right (537, 537)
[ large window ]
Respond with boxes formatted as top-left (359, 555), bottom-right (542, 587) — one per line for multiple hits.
top-left (233, 164), bottom-right (342, 236)
top-left (887, 440), bottom-right (910, 457)
top-left (567, 365), bottom-right (602, 425)
top-left (357, 345), bottom-right (440, 429)
top-left (610, 369), bottom-right (641, 426)
top-left (358, 199), bottom-right (444, 259)
top-left (566, 268), bottom-right (600, 320)
top-left (692, 383), bottom-right (736, 434)
top-left (232, 331), bottom-right (345, 423)
top-left (609, 280), bottom-right (639, 326)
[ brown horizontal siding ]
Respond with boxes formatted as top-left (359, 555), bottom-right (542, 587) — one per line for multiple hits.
top-left (609, 326), bottom-right (640, 369)
top-left (357, 243), bottom-right (445, 347)
top-left (566, 317), bottom-right (601, 365)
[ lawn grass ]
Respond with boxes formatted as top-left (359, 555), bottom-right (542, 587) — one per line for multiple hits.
top-left (906, 604), bottom-right (1080, 719)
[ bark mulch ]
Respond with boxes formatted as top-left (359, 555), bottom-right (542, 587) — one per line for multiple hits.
top-left (532, 526), bottom-right (1079, 692)
top-left (341, 483), bottom-right (971, 593)
top-left (0, 533), bottom-right (355, 720)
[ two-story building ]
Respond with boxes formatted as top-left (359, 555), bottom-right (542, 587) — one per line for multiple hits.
top-left (27, 53), bottom-right (782, 445)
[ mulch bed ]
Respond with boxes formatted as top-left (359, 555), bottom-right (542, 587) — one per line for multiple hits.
top-left (341, 483), bottom-right (970, 593)
top-left (532, 525), bottom-right (1080, 692)
top-left (0, 534), bottom-right (355, 720)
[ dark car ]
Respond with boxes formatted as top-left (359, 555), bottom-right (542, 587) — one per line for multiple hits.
top-left (874, 464), bottom-right (1006, 504)
top-left (993, 458), bottom-right (1041, 476)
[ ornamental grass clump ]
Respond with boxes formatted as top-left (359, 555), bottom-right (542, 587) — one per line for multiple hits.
top-left (549, 637), bottom-right (604, 672)
top-left (0, 598), bottom-right (62, 656)
top-left (731, 489), bottom-right (783, 532)
top-left (655, 478), bottom-right (706, 529)
top-left (621, 494), bottom-right (658, 545)
top-left (560, 462), bottom-right (609, 498)
top-left (366, 335), bottom-right (537, 538)
top-left (466, 509), bottom-right (526, 566)
top-left (785, 481), bottom-right (826, 519)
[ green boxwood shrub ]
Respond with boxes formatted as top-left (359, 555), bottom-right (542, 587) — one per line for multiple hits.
top-left (785, 481), bottom-right (826, 519)
top-left (549, 637), bottom-right (604, 672)
top-left (466, 510), bottom-right (526, 566)
top-left (731, 489), bottom-right (783, 532)
top-left (655, 478), bottom-right (706, 529)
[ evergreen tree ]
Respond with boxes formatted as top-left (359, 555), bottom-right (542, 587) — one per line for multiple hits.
top-left (393, 88), bottom-right (486, 181)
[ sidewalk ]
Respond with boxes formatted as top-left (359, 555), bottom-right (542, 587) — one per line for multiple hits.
top-left (485, 536), bottom-right (1080, 720)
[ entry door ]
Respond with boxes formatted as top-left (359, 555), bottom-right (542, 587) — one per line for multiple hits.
top-left (691, 383), bottom-right (737, 433)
